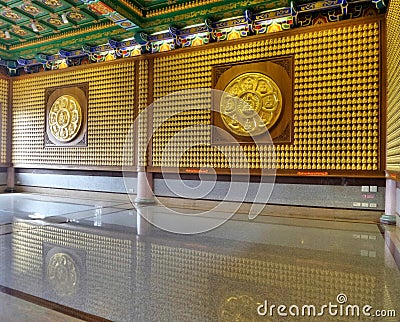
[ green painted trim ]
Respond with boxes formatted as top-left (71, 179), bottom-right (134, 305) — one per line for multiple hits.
top-left (0, 49), bottom-right (13, 60)
top-left (102, 0), bottom-right (145, 27)
top-left (134, 197), bottom-right (156, 204)
top-left (10, 24), bottom-right (133, 59)
top-left (143, 0), bottom-right (288, 32)
top-left (380, 214), bottom-right (397, 225)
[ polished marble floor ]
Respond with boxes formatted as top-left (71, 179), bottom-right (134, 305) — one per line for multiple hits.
top-left (0, 193), bottom-right (399, 321)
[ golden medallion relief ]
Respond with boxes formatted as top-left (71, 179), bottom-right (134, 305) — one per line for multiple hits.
top-left (47, 253), bottom-right (78, 297)
top-left (49, 95), bottom-right (82, 142)
top-left (221, 73), bottom-right (282, 136)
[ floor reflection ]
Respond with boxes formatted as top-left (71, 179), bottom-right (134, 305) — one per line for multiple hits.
top-left (0, 193), bottom-right (399, 321)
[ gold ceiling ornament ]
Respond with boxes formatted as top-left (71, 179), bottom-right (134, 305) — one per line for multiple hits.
top-left (49, 95), bottom-right (82, 142)
top-left (221, 72), bottom-right (282, 136)
top-left (48, 13), bottom-right (63, 26)
top-left (10, 22), bottom-right (114, 49)
top-left (47, 253), bottom-right (78, 297)
top-left (12, 25), bottom-right (28, 36)
top-left (69, 8), bottom-right (85, 22)
top-left (21, 3), bottom-right (41, 15)
top-left (41, 0), bottom-right (62, 8)
top-left (3, 8), bottom-right (22, 21)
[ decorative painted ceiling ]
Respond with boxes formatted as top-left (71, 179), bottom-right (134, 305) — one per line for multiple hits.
top-left (0, 0), bottom-right (292, 56)
top-left (0, 0), bottom-right (386, 74)
top-left (0, 1), bottom-right (275, 43)
top-left (0, 0), bottom-right (108, 46)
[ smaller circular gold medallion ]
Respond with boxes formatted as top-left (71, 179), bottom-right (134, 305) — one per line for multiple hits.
top-left (221, 73), bottom-right (282, 136)
top-left (49, 95), bottom-right (82, 142)
top-left (47, 253), bottom-right (78, 297)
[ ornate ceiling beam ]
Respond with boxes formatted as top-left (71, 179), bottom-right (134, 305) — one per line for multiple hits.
top-left (0, 0), bottom-right (386, 75)
top-left (79, 0), bottom-right (142, 30)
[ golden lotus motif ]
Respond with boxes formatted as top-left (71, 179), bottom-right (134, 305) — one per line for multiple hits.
top-left (49, 95), bottom-right (82, 142)
top-left (68, 12), bottom-right (85, 22)
top-left (221, 72), bottom-right (282, 136)
top-left (22, 5), bottom-right (40, 15)
top-left (43, 0), bottom-right (61, 7)
top-left (4, 11), bottom-right (21, 20)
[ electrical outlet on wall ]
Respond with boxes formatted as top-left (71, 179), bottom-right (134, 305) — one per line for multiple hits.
top-left (369, 186), bottom-right (378, 193)
top-left (361, 186), bottom-right (370, 192)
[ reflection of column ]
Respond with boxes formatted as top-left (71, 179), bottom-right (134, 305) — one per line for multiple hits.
top-left (384, 233), bottom-right (398, 269)
top-left (5, 167), bottom-right (15, 193)
top-left (94, 205), bottom-right (102, 227)
top-left (135, 167), bottom-right (155, 205)
top-left (383, 230), bottom-right (399, 314)
top-left (380, 178), bottom-right (397, 225)
top-left (136, 205), bottom-right (153, 236)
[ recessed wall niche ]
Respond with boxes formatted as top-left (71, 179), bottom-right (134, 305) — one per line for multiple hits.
top-left (212, 58), bottom-right (293, 145)
top-left (44, 83), bottom-right (88, 147)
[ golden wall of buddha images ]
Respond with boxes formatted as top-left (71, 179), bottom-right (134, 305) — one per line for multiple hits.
top-left (137, 59), bottom-right (150, 167)
top-left (11, 15), bottom-right (385, 176)
top-left (386, 0), bottom-right (400, 173)
top-left (12, 62), bottom-right (136, 167)
top-left (0, 77), bottom-right (8, 165)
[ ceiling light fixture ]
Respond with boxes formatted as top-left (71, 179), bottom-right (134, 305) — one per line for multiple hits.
top-left (31, 21), bottom-right (39, 32)
top-left (61, 13), bottom-right (68, 24)
top-left (4, 30), bottom-right (10, 39)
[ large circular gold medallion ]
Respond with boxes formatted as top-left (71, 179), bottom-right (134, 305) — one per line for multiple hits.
top-left (47, 253), bottom-right (78, 297)
top-left (49, 95), bottom-right (82, 142)
top-left (221, 73), bottom-right (282, 136)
